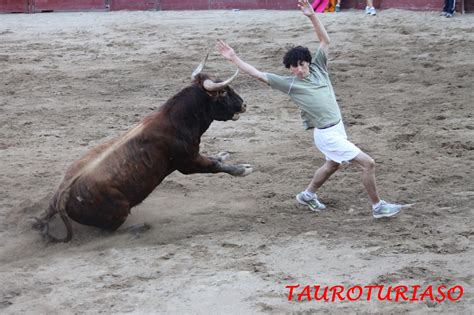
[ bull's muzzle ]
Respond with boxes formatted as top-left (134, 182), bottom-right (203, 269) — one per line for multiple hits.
top-left (232, 103), bottom-right (247, 121)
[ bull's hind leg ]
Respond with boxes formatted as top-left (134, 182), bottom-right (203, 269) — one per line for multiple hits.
top-left (177, 154), bottom-right (253, 177)
top-left (69, 187), bottom-right (131, 232)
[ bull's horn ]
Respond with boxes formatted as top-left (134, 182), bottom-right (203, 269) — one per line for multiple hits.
top-left (203, 69), bottom-right (239, 92)
top-left (191, 52), bottom-right (209, 80)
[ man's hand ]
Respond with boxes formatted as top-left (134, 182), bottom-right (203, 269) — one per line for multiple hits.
top-left (298, 0), bottom-right (330, 50)
top-left (216, 40), bottom-right (236, 62)
top-left (298, 0), bottom-right (315, 17)
top-left (215, 39), bottom-right (268, 84)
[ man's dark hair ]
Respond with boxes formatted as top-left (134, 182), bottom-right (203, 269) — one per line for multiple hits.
top-left (283, 46), bottom-right (312, 69)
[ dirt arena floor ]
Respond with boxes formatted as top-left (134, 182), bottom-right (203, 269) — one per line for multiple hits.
top-left (1, 8), bottom-right (473, 313)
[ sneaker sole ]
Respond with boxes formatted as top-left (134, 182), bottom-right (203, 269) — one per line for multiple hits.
top-left (296, 195), bottom-right (323, 212)
top-left (373, 202), bottom-right (415, 218)
top-left (373, 209), bottom-right (400, 218)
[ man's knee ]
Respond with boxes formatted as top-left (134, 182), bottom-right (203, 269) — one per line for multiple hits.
top-left (362, 156), bottom-right (376, 172)
top-left (354, 152), bottom-right (376, 172)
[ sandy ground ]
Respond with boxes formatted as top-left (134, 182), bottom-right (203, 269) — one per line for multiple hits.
top-left (1, 8), bottom-right (473, 314)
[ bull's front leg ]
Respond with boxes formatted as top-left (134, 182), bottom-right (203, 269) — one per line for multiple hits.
top-left (177, 153), bottom-right (252, 176)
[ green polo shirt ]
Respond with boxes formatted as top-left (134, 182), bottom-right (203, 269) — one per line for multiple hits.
top-left (265, 48), bottom-right (342, 129)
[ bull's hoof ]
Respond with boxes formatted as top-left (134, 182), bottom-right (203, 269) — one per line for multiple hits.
top-left (31, 217), bottom-right (50, 239)
top-left (236, 164), bottom-right (253, 177)
top-left (216, 152), bottom-right (230, 162)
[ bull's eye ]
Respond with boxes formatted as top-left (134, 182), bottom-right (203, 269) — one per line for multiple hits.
top-left (220, 90), bottom-right (228, 97)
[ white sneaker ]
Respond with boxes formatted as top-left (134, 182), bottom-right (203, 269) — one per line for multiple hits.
top-left (365, 6), bottom-right (370, 14)
top-left (296, 192), bottom-right (326, 212)
top-left (369, 7), bottom-right (377, 15)
top-left (372, 200), bottom-right (401, 218)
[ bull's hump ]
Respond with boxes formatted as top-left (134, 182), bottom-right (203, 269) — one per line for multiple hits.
top-left (81, 123), bottom-right (145, 175)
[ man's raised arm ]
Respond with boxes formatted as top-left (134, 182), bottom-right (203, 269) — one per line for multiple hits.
top-left (298, 0), bottom-right (331, 52)
top-left (216, 40), bottom-right (268, 84)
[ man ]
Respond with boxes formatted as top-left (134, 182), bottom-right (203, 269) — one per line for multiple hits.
top-left (334, 0), bottom-right (377, 15)
top-left (440, 0), bottom-right (456, 18)
top-left (364, 0), bottom-right (377, 15)
top-left (216, 0), bottom-right (406, 218)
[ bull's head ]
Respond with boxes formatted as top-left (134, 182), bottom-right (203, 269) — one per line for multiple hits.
top-left (191, 53), bottom-right (246, 121)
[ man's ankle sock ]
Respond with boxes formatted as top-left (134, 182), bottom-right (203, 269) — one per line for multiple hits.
top-left (302, 190), bottom-right (315, 201)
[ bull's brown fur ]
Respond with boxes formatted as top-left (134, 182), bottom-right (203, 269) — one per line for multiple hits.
top-left (35, 73), bottom-right (251, 242)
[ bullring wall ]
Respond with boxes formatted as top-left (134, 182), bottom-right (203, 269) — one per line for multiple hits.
top-left (0, 0), bottom-right (471, 14)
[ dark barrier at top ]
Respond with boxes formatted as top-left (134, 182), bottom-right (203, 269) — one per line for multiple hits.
top-left (1, 0), bottom-right (469, 14)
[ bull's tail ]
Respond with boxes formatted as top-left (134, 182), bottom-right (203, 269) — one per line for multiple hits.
top-left (46, 185), bottom-right (74, 243)
top-left (33, 181), bottom-right (75, 243)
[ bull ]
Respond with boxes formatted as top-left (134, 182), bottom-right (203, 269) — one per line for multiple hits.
top-left (34, 55), bottom-right (252, 242)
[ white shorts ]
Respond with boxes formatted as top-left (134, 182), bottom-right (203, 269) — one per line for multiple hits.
top-left (313, 120), bottom-right (361, 163)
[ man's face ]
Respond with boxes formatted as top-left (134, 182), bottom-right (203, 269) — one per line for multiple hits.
top-left (289, 60), bottom-right (310, 79)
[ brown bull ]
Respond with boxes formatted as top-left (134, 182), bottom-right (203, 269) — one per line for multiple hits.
top-left (34, 55), bottom-right (252, 242)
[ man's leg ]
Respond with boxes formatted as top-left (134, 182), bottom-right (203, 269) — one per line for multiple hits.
top-left (306, 160), bottom-right (340, 193)
top-left (447, 0), bottom-right (456, 14)
top-left (442, 0), bottom-right (449, 12)
top-left (350, 151), bottom-right (380, 204)
top-left (296, 160), bottom-right (339, 211)
top-left (351, 151), bottom-right (409, 218)
top-left (366, 0), bottom-right (376, 15)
